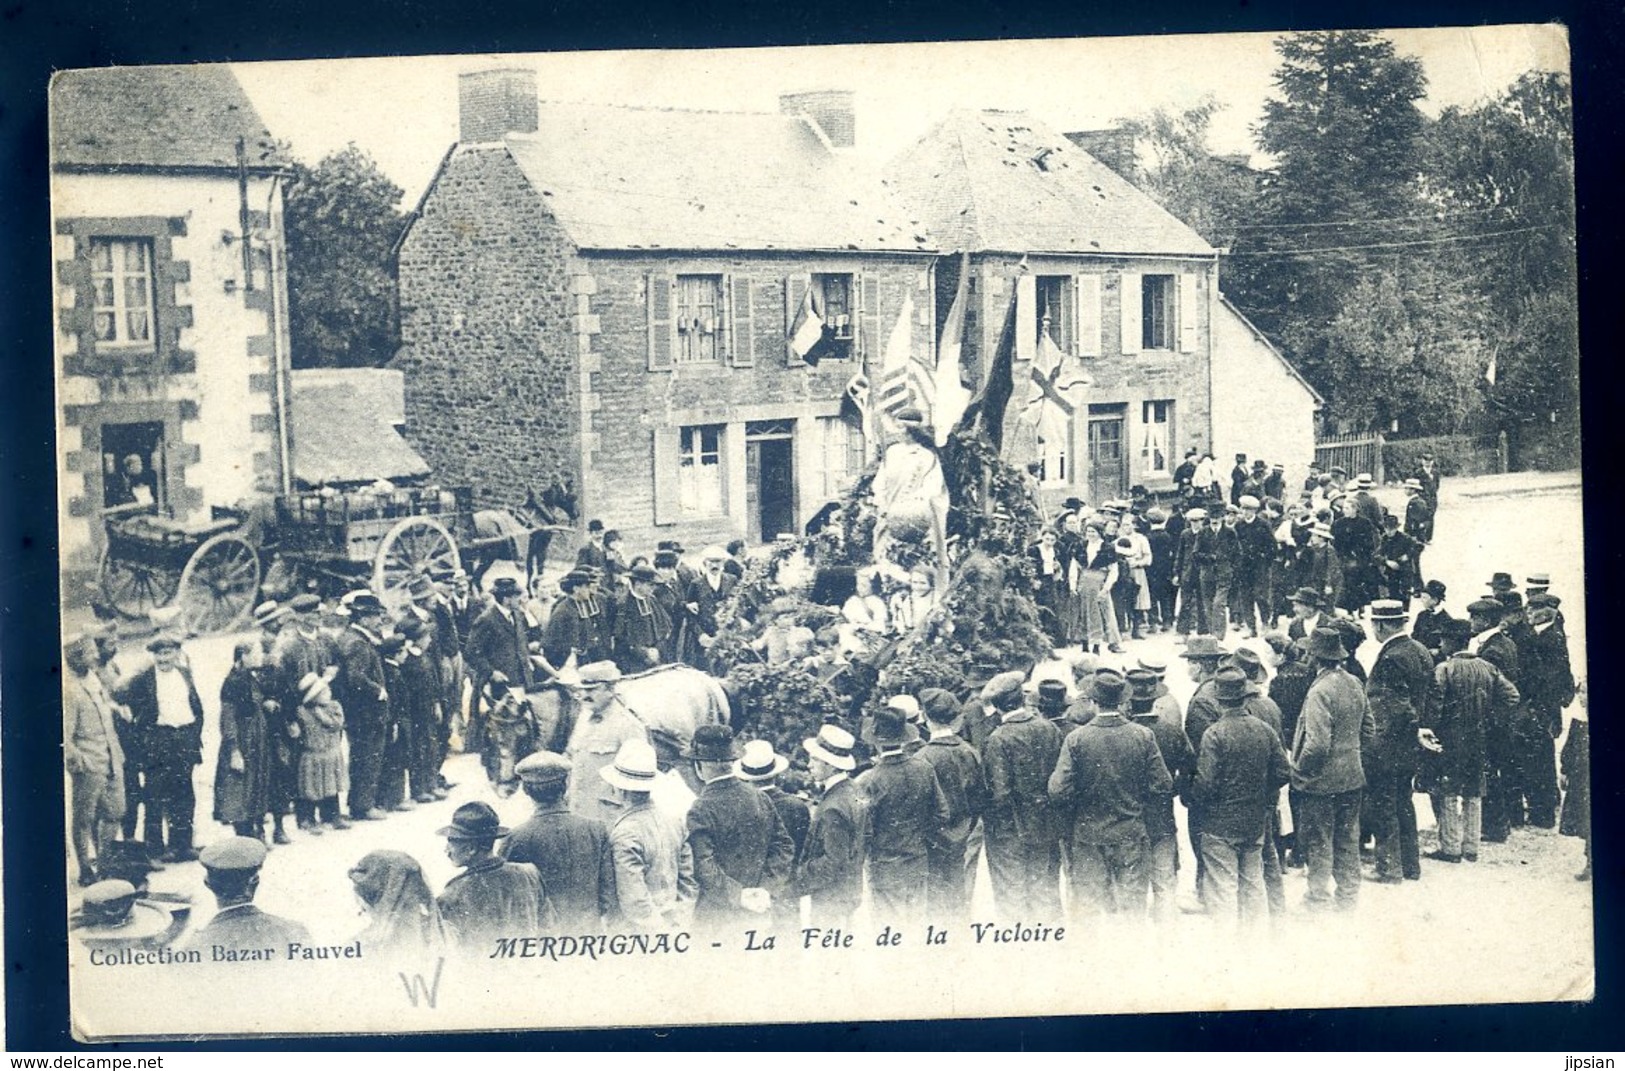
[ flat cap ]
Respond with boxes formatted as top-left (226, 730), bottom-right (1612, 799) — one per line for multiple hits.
top-left (980, 670), bottom-right (1026, 703)
top-left (200, 836), bottom-right (268, 872)
top-left (289, 593), bottom-right (322, 613)
top-left (1467, 598), bottom-right (1506, 616)
top-left (514, 751), bottom-right (572, 785)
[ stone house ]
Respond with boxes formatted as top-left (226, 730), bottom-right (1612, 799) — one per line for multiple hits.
top-left (50, 65), bottom-right (295, 585)
top-left (887, 109), bottom-right (1321, 506)
top-left (394, 70), bottom-right (936, 550)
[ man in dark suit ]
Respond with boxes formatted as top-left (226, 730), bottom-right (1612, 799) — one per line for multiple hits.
top-left (182, 838), bottom-right (310, 953)
top-left (333, 593), bottom-right (391, 821)
top-left (502, 752), bottom-right (616, 931)
top-left (1230, 454), bottom-right (1249, 506)
top-left (916, 687), bottom-right (986, 917)
top-left (1518, 600), bottom-right (1574, 829)
top-left (1411, 580), bottom-right (1454, 664)
top-left (685, 547), bottom-right (738, 667)
top-left (1468, 597), bottom-right (1521, 842)
top-left (796, 725), bottom-right (867, 926)
top-left (467, 576), bottom-right (543, 754)
top-left (1363, 600), bottom-right (1434, 883)
top-left (115, 634), bottom-right (204, 862)
top-left (684, 726), bottom-right (795, 933)
top-left (542, 570), bottom-right (609, 672)
top-left (981, 679), bottom-right (1064, 920)
top-left (857, 706), bottom-right (951, 923)
top-left (575, 519), bottom-right (608, 573)
top-left (736, 740), bottom-right (810, 931)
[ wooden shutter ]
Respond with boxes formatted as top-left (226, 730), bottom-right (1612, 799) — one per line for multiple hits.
top-left (652, 427), bottom-right (680, 526)
top-left (1074, 273), bottom-right (1102, 357)
top-left (858, 273), bottom-right (881, 362)
top-left (1015, 274), bottom-right (1036, 364)
top-left (1178, 272), bottom-right (1200, 353)
top-left (647, 273), bottom-right (675, 371)
top-left (784, 274), bottom-right (809, 367)
top-left (728, 274), bottom-right (755, 367)
top-left (1119, 270), bottom-right (1141, 355)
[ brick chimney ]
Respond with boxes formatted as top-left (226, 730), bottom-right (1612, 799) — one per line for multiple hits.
top-left (1064, 128), bottom-right (1139, 182)
top-left (458, 68), bottom-right (539, 143)
top-left (780, 90), bottom-right (855, 149)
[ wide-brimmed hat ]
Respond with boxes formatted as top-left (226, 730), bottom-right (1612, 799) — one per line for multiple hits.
top-left (804, 724), bottom-right (857, 771)
top-left (1403, 478), bottom-right (1424, 492)
top-left (252, 601), bottom-right (289, 629)
top-left (600, 739), bottom-right (660, 791)
top-left (1486, 572), bottom-right (1516, 592)
top-left (1307, 627), bottom-right (1348, 661)
top-left (629, 563), bottom-right (659, 584)
top-left (1226, 646), bottom-right (1265, 681)
top-left (735, 739), bottom-right (789, 781)
top-left (1181, 635), bottom-right (1227, 660)
top-left (73, 880), bottom-right (175, 943)
top-left (437, 801), bottom-right (510, 841)
top-left (684, 724), bottom-right (741, 762)
top-left (1370, 599), bottom-right (1407, 622)
top-left (1213, 665), bottom-right (1250, 704)
top-left (299, 665), bottom-right (339, 705)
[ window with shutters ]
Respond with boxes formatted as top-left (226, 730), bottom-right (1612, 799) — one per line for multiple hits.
top-left (1142, 274), bottom-right (1175, 350)
top-left (675, 275), bottom-right (724, 364)
top-left (811, 273), bottom-right (855, 359)
top-left (1037, 428), bottom-right (1071, 488)
top-left (1141, 400), bottom-right (1174, 477)
top-left (1034, 276), bottom-right (1073, 351)
top-left (819, 417), bottom-right (867, 496)
top-left (678, 424), bottom-right (726, 515)
top-left (91, 238), bottom-right (156, 348)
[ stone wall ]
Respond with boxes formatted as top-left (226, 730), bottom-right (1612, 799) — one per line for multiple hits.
top-left (394, 146), bottom-right (581, 513)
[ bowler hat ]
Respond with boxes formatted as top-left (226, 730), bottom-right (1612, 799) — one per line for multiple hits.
top-left (1180, 635), bottom-right (1227, 660)
top-left (1091, 669), bottom-right (1127, 707)
top-left (804, 724), bottom-right (857, 771)
top-left (867, 706), bottom-right (918, 748)
top-left (514, 751), bottom-right (572, 786)
top-left (653, 550), bottom-right (680, 569)
top-left (1213, 666), bottom-right (1250, 704)
top-left (1423, 580), bottom-right (1448, 600)
top-left (629, 563), bottom-right (659, 584)
top-left (735, 739), bottom-right (789, 781)
top-left (1369, 599), bottom-right (1407, 622)
top-left (491, 577), bottom-right (523, 599)
top-left (1307, 627), bottom-right (1348, 661)
top-left (587, 519), bottom-right (605, 533)
top-left (684, 724), bottom-right (741, 762)
top-left (437, 801), bottom-right (510, 841)
top-left (200, 837), bottom-right (269, 873)
top-left (348, 592), bottom-right (386, 616)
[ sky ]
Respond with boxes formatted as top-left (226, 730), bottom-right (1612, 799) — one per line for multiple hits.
top-left (232, 26), bottom-right (1569, 207)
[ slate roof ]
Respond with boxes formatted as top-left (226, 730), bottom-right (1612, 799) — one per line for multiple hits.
top-left (499, 101), bottom-right (933, 253)
top-left (51, 65), bottom-right (285, 173)
top-left (290, 369), bottom-right (431, 487)
top-left (885, 110), bottom-right (1214, 258)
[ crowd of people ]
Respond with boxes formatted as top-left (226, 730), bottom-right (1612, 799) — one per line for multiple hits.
top-left (64, 453), bottom-right (1588, 961)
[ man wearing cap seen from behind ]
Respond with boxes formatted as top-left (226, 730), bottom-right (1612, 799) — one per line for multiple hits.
top-left (1049, 669), bottom-right (1173, 919)
top-left (916, 688), bottom-right (987, 917)
top-left (437, 801), bottom-right (553, 953)
top-left (981, 672), bottom-right (1064, 920)
top-left (1290, 628), bottom-right (1376, 911)
top-left (857, 704), bottom-right (951, 923)
top-left (602, 738), bottom-right (696, 932)
top-left (1127, 668), bottom-right (1193, 922)
top-left (181, 837), bottom-right (311, 953)
top-left (503, 752), bottom-right (616, 931)
top-left (1424, 618), bottom-right (1517, 863)
top-left (685, 725), bottom-right (795, 931)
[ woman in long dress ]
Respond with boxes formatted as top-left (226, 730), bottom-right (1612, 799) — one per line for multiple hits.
top-left (214, 641), bottom-right (272, 840)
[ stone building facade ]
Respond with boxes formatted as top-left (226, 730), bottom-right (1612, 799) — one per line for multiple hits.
top-left (50, 66), bottom-right (293, 584)
top-left (395, 72), bottom-right (935, 550)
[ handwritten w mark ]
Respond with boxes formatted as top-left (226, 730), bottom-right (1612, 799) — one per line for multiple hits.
top-left (400, 957), bottom-right (446, 1009)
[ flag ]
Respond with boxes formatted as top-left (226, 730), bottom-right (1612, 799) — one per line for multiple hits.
top-left (789, 286), bottom-right (826, 366)
top-left (843, 373), bottom-right (871, 426)
top-left (932, 252), bottom-right (974, 447)
top-left (874, 294), bottom-right (932, 424)
top-left (1022, 329), bottom-right (1091, 425)
top-left (1484, 355), bottom-right (1497, 385)
top-left (970, 289), bottom-right (1019, 451)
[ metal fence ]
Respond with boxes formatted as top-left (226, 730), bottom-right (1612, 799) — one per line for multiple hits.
top-left (1314, 431), bottom-right (1385, 484)
top-left (1315, 430), bottom-right (1510, 484)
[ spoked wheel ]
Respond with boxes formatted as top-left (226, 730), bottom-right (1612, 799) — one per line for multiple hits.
top-left (99, 545), bottom-right (179, 621)
top-left (176, 532), bottom-right (262, 635)
top-left (373, 516), bottom-right (460, 610)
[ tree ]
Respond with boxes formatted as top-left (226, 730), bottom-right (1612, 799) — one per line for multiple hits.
top-left (284, 144), bottom-right (406, 368)
top-left (1111, 96), bottom-right (1260, 248)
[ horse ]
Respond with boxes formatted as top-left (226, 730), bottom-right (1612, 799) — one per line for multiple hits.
top-left (521, 479), bottom-right (579, 584)
top-left (461, 478), bottom-right (580, 592)
top-left (526, 663), bottom-right (731, 756)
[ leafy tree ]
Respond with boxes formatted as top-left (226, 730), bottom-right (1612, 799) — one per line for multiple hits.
top-left (1112, 96), bottom-right (1260, 248)
top-left (284, 144), bottom-right (406, 368)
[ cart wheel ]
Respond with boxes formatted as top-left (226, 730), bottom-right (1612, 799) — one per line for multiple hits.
top-left (374, 516), bottom-right (460, 609)
top-left (176, 533), bottom-right (262, 635)
top-left (99, 543), bottom-right (179, 620)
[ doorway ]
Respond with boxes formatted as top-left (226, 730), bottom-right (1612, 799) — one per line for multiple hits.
top-left (1087, 406), bottom-right (1128, 502)
top-left (101, 421), bottom-right (166, 513)
top-left (745, 420), bottom-right (796, 544)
